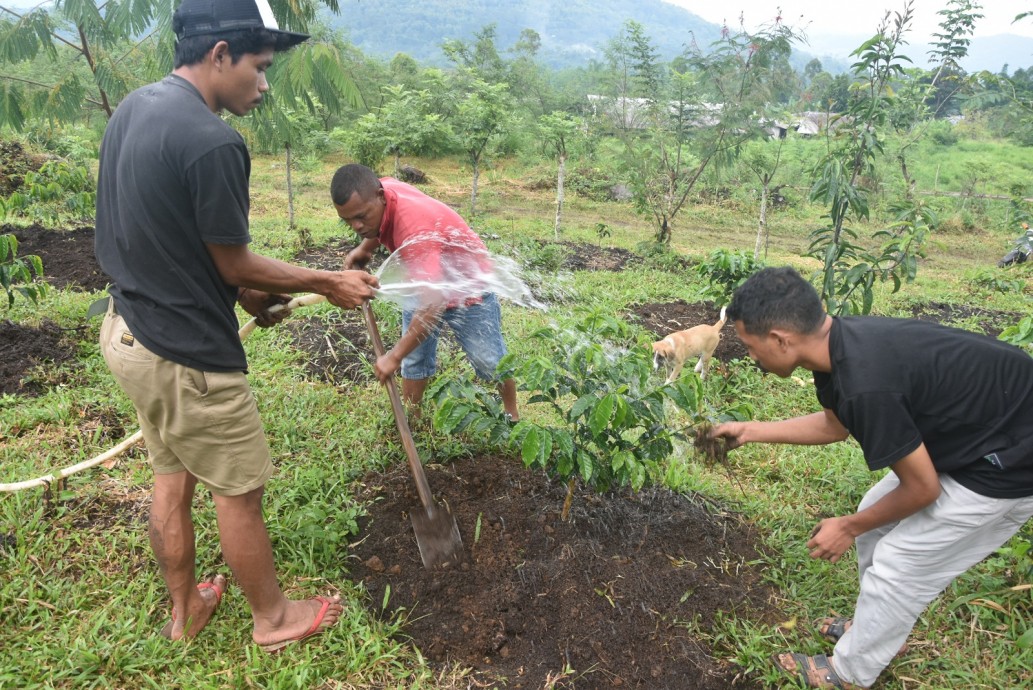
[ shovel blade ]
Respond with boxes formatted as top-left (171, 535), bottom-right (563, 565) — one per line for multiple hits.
top-left (410, 501), bottom-right (464, 569)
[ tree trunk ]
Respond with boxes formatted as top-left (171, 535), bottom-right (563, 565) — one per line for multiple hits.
top-left (470, 158), bottom-right (480, 217)
top-left (394, 152), bottom-right (401, 177)
top-left (286, 144), bottom-right (309, 247)
top-left (554, 151), bottom-right (566, 240)
top-left (754, 182), bottom-right (768, 261)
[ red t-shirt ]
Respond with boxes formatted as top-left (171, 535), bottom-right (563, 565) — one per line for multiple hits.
top-left (377, 178), bottom-right (492, 308)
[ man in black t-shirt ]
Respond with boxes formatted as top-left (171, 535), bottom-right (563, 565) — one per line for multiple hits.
top-left (95, 0), bottom-right (378, 653)
top-left (711, 267), bottom-right (1033, 689)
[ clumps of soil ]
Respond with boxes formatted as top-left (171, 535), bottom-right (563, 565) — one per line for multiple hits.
top-left (628, 300), bottom-right (749, 363)
top-left (692, 423), bottom-right (729, 466)
top-left (908, 301), bottom-right (1022, 338)
top-left (281, 311), bottom-right (373, 385)
top-left (293, 237), bottom-right (361, 271)
top-left (5, 224), bottom-right (108, 292)
top-left (348, 454), bottom-right (779, 689)
top-left (554, 241), bottom-right (641, 272)
top-left (0, 141), bottom-right (51, 196)
top-left (0, 319), bottom-right (79, 397)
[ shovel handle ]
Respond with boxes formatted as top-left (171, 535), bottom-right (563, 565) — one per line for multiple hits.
top-left (361, 301), bottom-right (435, 511)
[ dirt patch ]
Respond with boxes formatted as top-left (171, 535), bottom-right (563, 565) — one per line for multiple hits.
top-left (908, 301), bottom-right (1022, 338)
top-left (349, 454), bottom-right (777, 689)
top-left (5, 224), bottom-right (108, 292)
top-left (0, 141), bottom-right (51, 197)
top-left (282, 311), bottom-right (373, 385)
top-left (556, 241), bottom-right (641, 272)
top-left (0, 319), bottom-right (79, 397)
top-left (628, 301), bottom-right (749, 363)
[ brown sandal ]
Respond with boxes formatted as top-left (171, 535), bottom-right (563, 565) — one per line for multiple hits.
top-left (774, 652), bottom-right (861, 689)
top-left (816, 617), bottom-right (909, 657)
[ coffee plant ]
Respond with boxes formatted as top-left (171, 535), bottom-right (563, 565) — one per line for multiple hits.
top-left (429, 310), bottom-right (740, 516)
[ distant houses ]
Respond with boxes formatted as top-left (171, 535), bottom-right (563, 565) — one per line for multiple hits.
top-left (587, 95), bottom-right (837, 138)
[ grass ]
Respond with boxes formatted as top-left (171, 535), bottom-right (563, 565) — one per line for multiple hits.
top-left (2, 148), bottom-right (1032, 689)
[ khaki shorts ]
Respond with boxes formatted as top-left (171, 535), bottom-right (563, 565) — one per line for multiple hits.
top-left (100, 305), bottom-right (274, 496)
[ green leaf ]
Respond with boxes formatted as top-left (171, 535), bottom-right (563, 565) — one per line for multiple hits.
top-left (589, 394), bottom-right (614, 436)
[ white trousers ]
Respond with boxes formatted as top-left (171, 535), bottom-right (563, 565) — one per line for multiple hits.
top-left (831, 473), bottom-right (1033, 687)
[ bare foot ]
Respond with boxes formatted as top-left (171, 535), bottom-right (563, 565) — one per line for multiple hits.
top-left (253, 595), bottom-right (344, 653)
top-left (160, 573), bottom-right (227, 640)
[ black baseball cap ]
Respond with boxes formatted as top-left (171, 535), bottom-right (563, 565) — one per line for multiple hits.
top-left (173, 0), bottom-right (309, 49)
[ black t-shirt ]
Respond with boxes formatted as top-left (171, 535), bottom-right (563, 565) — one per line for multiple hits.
top-left (814, 317), bottom-right (1033, 498)
top-left (95, 75), bottom-right (252, 372)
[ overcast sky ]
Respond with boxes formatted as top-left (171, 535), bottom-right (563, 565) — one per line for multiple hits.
top-left (666, 1), bottom-right (1033, 41)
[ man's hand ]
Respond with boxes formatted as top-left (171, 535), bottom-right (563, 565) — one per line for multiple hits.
top-left (806, 517), bottom-right (857, 563)
top-left (323, 270), bottom-right (379, 309)
top-left (709, 421), bottom-right (751, 450)
top-left (373, 350), bottom-right (402, 383)
top-left (238, 289), bottom-right (291, 328)
top-left (343, 247), bottom-right (373, 270)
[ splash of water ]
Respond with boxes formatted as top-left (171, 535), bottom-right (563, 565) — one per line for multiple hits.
top-left (372, 230), bottom-right (548, 311)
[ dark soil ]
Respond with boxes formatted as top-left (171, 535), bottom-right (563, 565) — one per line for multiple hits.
top-left (348, 454), bottom-right (776, 689)
top-left (4, 223), bottom-right (108, 292)
top-left (553, 241), bottom-right (642, 272)
top-left (0, 318), bottom-right (79, 397)
top-left (908, 301), bottom-right (1021, 338)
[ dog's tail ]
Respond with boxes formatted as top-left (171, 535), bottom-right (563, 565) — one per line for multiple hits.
top-left (715, 306), bottom-right (727, 329)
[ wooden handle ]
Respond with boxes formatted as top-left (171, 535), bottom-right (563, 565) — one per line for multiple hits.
top-left (361, 301), bottom-right (435, 510)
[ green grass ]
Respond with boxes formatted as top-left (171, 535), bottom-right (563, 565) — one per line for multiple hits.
top-left (2, 149), bottom-right (1031, 688)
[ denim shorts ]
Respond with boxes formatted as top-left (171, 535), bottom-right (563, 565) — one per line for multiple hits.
top-left (401, 292), bottom-right (507, 381)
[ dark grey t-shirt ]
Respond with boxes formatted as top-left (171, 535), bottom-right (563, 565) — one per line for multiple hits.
top-left (814, 317), bottom-right (1033, 498)
top-left (95, 74), bottom-right (252, 372)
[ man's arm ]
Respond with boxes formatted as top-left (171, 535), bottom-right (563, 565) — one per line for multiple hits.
top-left (343, 237), bottom-right (381, 270)
top-left (372, 303), bottom-right (446, 382)
top-left (711, 409), bottom-right (850, 450)
top-left (206, 243), bottom-right (378, 309)
top-left (806, 444), bottom-right (941, 562)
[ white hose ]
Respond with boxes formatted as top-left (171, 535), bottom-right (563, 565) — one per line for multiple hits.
top-left (0, 293), bottom-right (328, 493)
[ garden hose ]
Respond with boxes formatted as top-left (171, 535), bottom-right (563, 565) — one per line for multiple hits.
top-left (0, 293), bottom-right (327, 493)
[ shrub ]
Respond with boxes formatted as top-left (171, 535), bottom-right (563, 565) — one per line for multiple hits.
top-left (695, 248), bottom-right (764, 306)
top-left (428, 310), bottom-right (714, 515)
top-left (0, 233), bottom-right (46, 309)
top-left (3, 160), bottom-right (95, 226)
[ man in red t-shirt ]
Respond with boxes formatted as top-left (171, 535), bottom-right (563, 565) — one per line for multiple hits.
top-left (331, 163), bottom-right (519, 420)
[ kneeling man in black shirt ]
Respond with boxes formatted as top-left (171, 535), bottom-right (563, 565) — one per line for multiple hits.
top-left (712, 266), bottom-right (1033, 689)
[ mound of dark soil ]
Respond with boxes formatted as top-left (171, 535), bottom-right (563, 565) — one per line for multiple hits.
top-left (0, 319), bottom-right (78, 396)
top-left (5, 224), bottom-right (108, 292)
top-left (555, 241), bottom-right (641, 272)
top-left (348, 454), bottom-right (777, 689)
top-left (908, 301), bottom-right (1021, 338)
top-left (0, 141), bottom-right (51, 196)
top-left (628, 301), bottom-right (749, 363)
top-left (281, 311), bottom-right (373, 385)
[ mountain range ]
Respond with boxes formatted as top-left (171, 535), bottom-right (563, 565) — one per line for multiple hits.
top-left (328, 0), bottom-right (1033, 74)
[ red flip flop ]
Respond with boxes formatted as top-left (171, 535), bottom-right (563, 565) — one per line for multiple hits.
top-left (259, 595), bottom-right (341, 654)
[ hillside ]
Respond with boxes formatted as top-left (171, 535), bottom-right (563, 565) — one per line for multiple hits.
top-left (327, 0), bottom-right (721, 68)
top-left (325, 0), bottom-right (1033, 74)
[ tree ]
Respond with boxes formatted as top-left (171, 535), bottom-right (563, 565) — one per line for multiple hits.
top-left (538, 111), bottom-right (584, 239)
top-left (345, 85), bottom-right (447, 174)
top-left (607, 18), bottom-right (800, 244)
top-left (448, 73), bottom-right (512, 217)
top-left (0, 0), bottom-right (172, 128)
top-left (741, 136), bottom-right (788, 260)
top-left (806, 2), bottom-right (936, 315)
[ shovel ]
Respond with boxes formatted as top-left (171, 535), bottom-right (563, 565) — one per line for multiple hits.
top-left (361, 301), bottom-right (464, 569)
